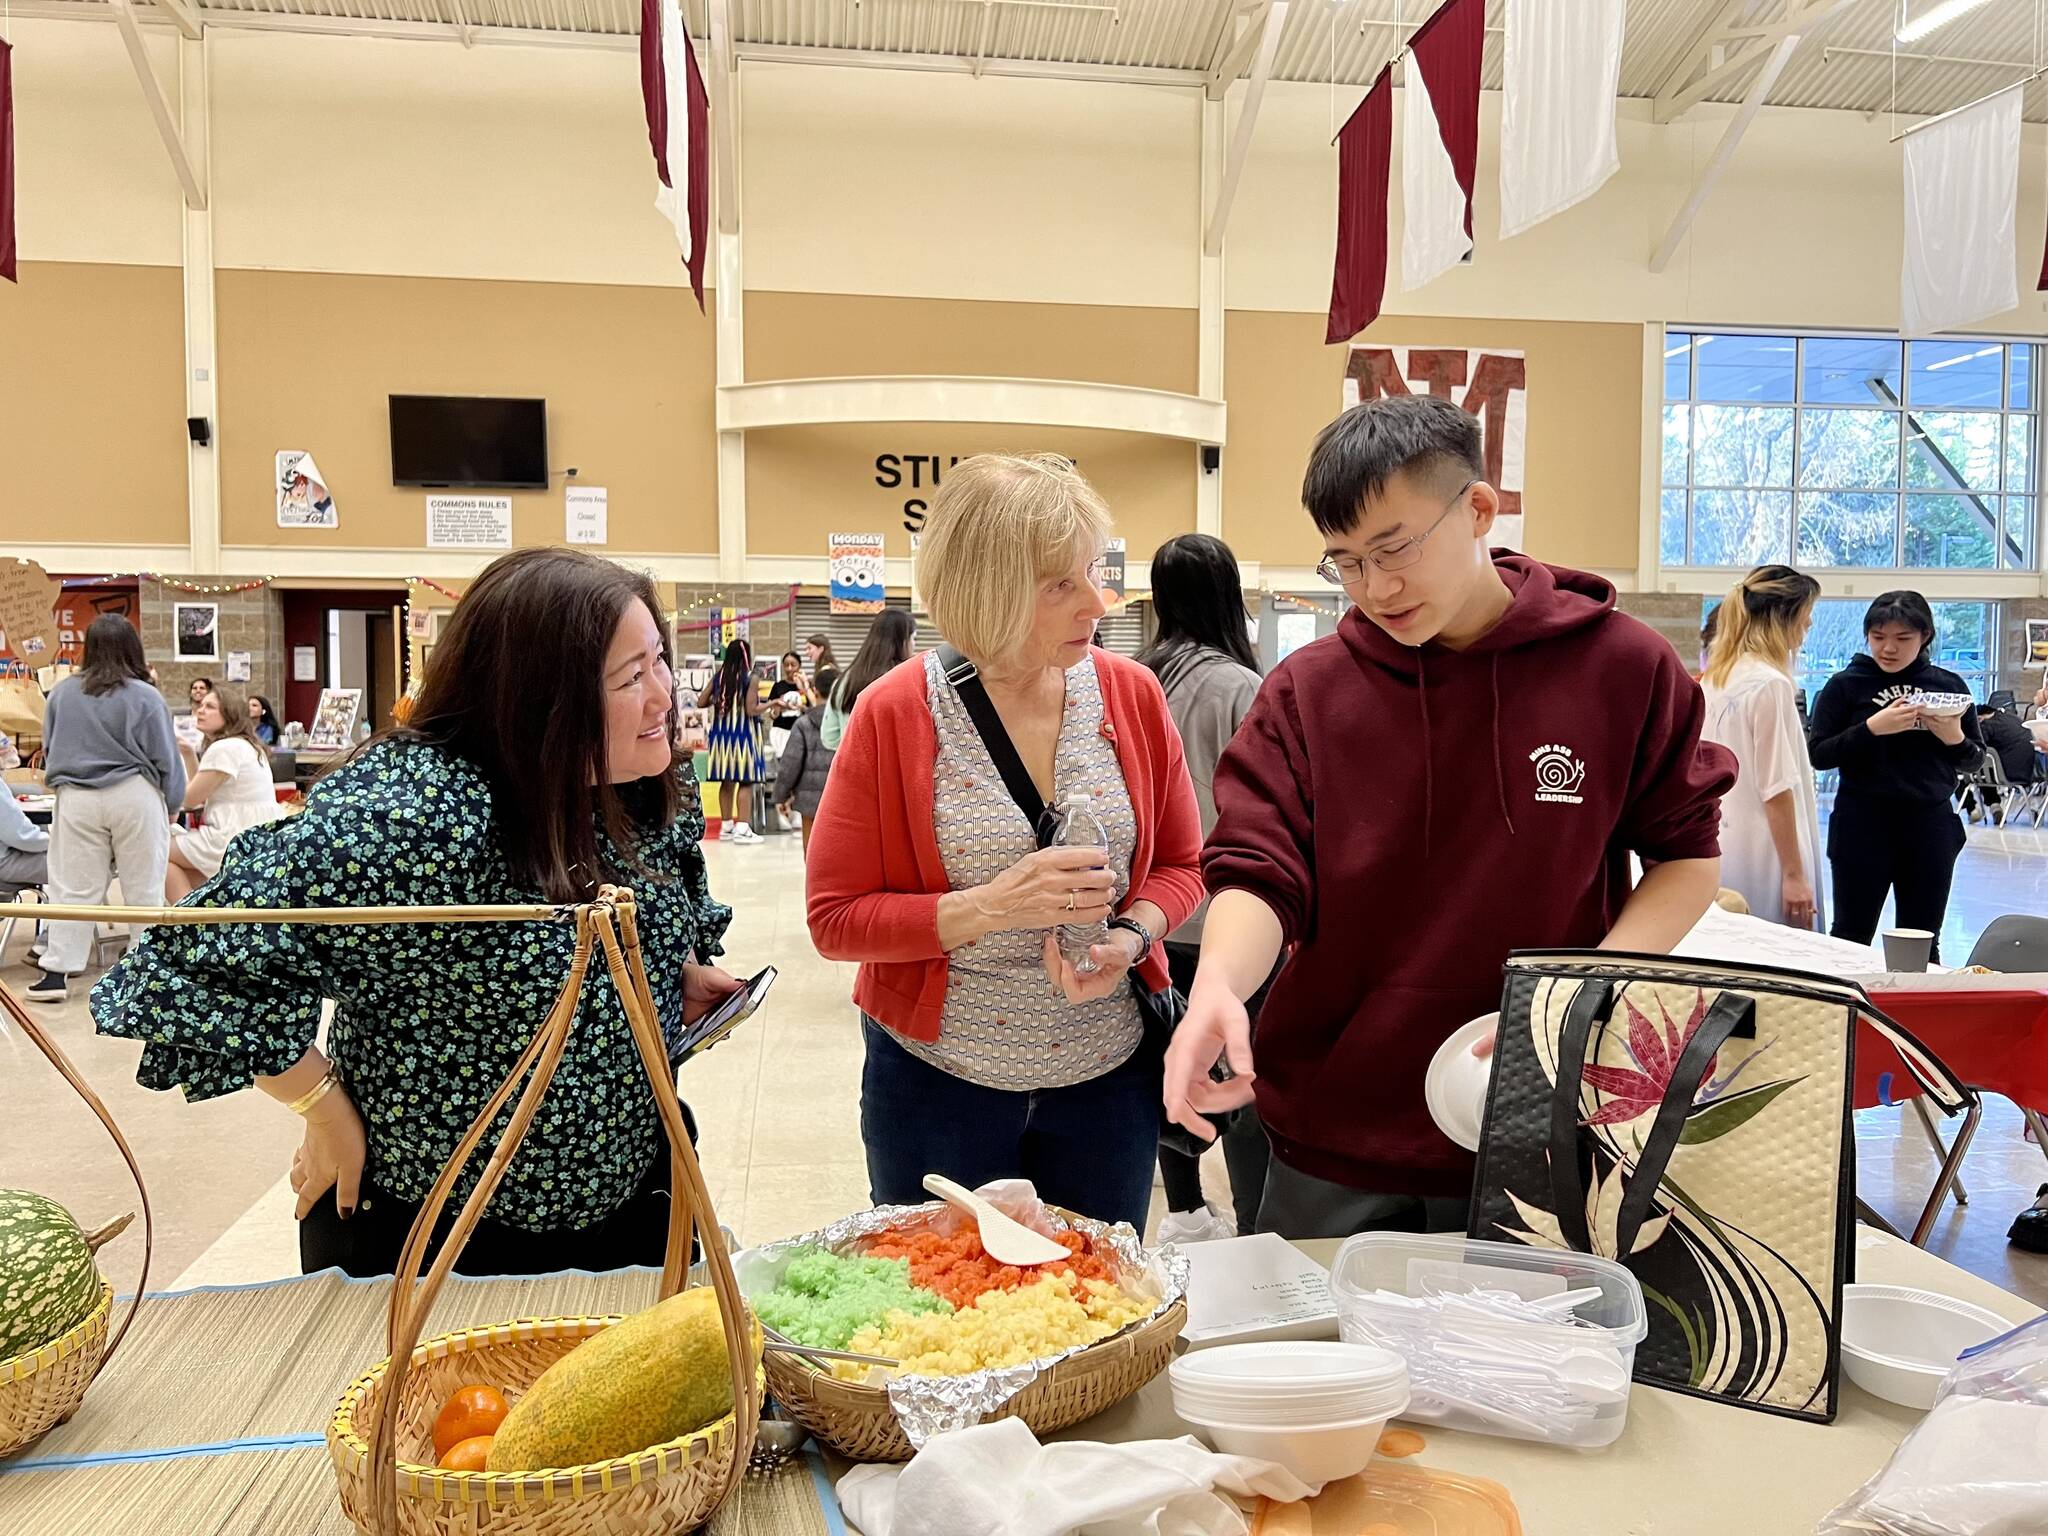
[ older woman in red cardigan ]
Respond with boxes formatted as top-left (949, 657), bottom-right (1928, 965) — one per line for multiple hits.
top-left (806, 455), bottom-right (1204, 1230)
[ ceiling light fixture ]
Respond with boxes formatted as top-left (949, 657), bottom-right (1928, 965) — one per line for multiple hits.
top-left (1896, 0), bottom-right (1998, 46)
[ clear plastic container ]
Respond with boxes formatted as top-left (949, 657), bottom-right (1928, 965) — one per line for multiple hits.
top-left (1328, 1232), bottom-right (1647, 1449)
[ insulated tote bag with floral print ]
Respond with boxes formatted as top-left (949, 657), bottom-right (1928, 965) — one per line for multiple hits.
top-left (1469, 951), bottom-right (1975, 1423)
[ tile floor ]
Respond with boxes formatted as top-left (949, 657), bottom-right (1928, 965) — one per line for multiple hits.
top-left (2, 821), bottom-right (2043, 1307)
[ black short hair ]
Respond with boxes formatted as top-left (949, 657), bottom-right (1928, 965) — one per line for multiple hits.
top-left (1864, 589), bottom-right (1936, 647)
top-left (1302, 395), bottom-right (1487, 537)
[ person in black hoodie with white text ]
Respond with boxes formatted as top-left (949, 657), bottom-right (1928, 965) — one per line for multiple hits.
top-left (1808, 591), bottom-right (1982, 961)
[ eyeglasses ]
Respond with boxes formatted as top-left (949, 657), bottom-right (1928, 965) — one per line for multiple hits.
top-left (1315, 479), bottom-right (1478, 586)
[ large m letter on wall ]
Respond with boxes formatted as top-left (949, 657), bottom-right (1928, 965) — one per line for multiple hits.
top-left (1343, 346), bottom-right (1526, 520)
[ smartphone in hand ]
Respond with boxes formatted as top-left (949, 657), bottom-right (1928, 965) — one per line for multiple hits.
top-left (672, 966), bottom-right (777, 1065)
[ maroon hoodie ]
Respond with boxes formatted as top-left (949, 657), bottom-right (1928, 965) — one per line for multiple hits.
top-left (1205, 554), bottom-right (1736, 1196)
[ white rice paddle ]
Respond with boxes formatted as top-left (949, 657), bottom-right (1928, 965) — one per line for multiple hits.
top-left (922, 1173), bottom-right (1069, 1265)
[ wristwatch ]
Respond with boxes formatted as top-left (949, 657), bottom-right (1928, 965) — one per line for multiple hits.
top-left (1106, 916), bottom-right (1155, 965)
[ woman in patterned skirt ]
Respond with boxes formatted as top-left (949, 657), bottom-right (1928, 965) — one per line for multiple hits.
top-left (92, 548), bottom-right (745, 1277)
top-left (805, 455), bottom-right (1204, 1231)
top-left (699, 638), bottom-right (767, 845)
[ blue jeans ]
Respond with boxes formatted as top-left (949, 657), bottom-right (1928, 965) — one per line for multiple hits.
top-left (860, 1020), bottom-right (1160, 1232)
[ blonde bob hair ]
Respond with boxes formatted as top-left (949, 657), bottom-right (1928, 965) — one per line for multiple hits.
top-left (1704, 563), bottom-right (1821, 688)
top-left (915, 454), bottom-right (1113, 665)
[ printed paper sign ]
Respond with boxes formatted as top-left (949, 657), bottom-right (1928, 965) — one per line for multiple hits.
top-left (293, 645), bottom-right (318, 683)
top-left (276, 451), bottom-right (339, 528)
top-left (1100, 538), bottom-right (1127, 604)
top-left (408, 605), bottom-right (434, 641)
top-left (829, 533), bottom-right (886, 614)
top-left (426, 494), bottom-right (513, 549)
top-left (1344, 345), bottom-right (1528, 550)
top-left (0, 559), bottom-right (58, 665)
top-left (225, 651), bottom-right (251, 683)
top-left (566, 485), bottom-right (608, 545)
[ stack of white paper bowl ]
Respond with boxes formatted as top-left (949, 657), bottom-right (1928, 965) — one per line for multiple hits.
top-left (1168, 1341), bottom-right (1410, 1490)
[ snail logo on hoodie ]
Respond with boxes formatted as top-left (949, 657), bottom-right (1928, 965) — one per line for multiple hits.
top-left (1529, 744), bottom-right (1586, 805)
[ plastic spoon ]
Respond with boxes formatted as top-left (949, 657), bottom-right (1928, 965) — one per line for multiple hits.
top-left (922, 1173), bottom-right (1069, 1265)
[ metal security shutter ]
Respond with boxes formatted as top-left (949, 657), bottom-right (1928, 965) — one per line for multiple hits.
top-left (795, 596), bottom-right (1148, 661)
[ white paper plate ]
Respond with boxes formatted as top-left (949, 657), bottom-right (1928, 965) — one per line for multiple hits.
top-left (1911, 692), bottom-right (1973, 718)
top-left (1424, 1013), bottom-right (1498, 1153)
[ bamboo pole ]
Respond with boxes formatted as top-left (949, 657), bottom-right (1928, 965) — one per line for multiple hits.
top-left (0, 901), bottom-right (570, 925)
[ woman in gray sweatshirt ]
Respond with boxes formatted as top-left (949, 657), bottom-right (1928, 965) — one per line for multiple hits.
top-left (28, 614), bottom-right (184, 1003)
top-left (1138, 534), bottom-right (1270, 1242)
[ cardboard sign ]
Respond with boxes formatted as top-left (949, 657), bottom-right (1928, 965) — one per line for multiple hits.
top-left (0, 559), bottom-right (59, 666)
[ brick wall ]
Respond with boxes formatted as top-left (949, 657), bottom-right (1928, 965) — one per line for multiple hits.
top-left (1615, 592), bottom-right (1705, 668)
top-left (137, 579), bottom-right (288, 715)
top-left (672, 584), bottom-right (796, 662)
top-left (1998, 597), bottom-right (2048, 707)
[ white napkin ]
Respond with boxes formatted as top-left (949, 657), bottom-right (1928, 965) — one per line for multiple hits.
top-left (835, 1419), bottom-right (1316, 1536)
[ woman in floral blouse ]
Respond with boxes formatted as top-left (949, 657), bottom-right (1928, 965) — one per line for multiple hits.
top-left (92, 549), bottom-right (743, 1277)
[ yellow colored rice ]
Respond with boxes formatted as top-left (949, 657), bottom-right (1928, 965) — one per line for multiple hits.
top-left (835, 1272), bottom-right (1149, 1379)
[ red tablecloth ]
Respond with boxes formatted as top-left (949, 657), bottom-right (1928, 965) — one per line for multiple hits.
top-left (1858, 986), bottom-right (2048, 1114)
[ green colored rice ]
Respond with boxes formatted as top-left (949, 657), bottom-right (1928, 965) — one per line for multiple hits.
top-left (755, 1248), bottom-right (952, 1349)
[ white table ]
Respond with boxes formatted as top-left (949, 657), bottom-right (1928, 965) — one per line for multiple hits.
top-left (1015, 1230), bottom-right (2041, 1536)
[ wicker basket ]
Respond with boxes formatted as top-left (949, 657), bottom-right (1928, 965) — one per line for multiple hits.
top-left (761, 1204), bottom-right (1189, 1464)
top-left (329, 1317), bottom-right (766, 1536)
top-left (0, 985), bottom-right (153, 1459)
top-left (317, 891), bottom-right (761, 1535)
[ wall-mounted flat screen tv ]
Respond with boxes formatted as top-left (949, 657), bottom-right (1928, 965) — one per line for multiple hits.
top-left (389, 395), bottom-right (548, 490)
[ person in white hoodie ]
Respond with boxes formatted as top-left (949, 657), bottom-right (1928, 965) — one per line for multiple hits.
top-left (1700, 565), bottom-right (1823, 931)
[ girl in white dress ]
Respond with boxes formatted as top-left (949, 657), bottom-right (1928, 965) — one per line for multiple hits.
top-left (1700, 565), bottom-right (1823, 930)
top-left (166, 684), bottom-right (287, 900)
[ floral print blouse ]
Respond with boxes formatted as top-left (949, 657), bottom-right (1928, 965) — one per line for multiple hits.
top-left (91, 739), bottom-right (731, 1233)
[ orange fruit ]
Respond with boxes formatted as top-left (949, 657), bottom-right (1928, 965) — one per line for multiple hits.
top-left (438, 1434), bottom-right (494, 1472)
top-left (432, 1385), bottom-right (510, 1458)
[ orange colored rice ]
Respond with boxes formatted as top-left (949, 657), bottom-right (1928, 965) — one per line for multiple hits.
top-left (859, 1226), bottom-right (1120, 1309)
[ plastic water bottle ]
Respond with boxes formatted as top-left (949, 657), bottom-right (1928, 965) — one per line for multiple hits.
top-left (1052, 798), bottom-right (1111, 974)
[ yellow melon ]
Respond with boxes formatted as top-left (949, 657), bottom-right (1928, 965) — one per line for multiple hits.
top-left (485, 1287), bottom-right (759, 1472)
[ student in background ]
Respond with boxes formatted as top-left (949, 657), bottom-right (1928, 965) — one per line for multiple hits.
top-left (820, 610), bottom-right (917, 751)
top-left (0, 732), bottom-right (49, 893)
top-left (164, 685), bottom-right (288, 901)
top-left (1138, 533), bottom-right (1271, 1245)
top-left (187, 677), bottom-right (215, 709)
top-left (29, 616), bottom-right (186, 1004)
top-left (774, 702), bottom-right (833, 855)
top-left (248, 694), bottom-right (282, 748)
top-left (806, 634), bottom-right (841, 706)
top-left (698, 639), bottom-right (766, 845)
top-left (1699, 566), bottom-right (1824, 930)
top-left (1808, 590), bottom-right (1982, 961)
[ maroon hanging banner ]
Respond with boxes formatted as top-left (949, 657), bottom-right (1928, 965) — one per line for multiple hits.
top-left (1, 40), bottom-right (16, 285)
top-left (1326, 66), bottom-right (1393, 345)
top-left (1409, 0), bottom-right (1484, 244)
top-left (682, 25), bottom-right (708, 312)
top-left (639, 0), bottom-right (671, 189)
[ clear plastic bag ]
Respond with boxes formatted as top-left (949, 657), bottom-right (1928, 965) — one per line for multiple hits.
top-left (1817, 1315), bottom-right (2048, 1535)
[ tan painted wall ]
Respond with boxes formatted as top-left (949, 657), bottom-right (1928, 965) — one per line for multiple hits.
top-left (746, 423), bottom-right (1196, 561)
top-left (0, 263), bottom-right (190, 545)
top-left (1224, 310), bottom-right (1644, 573)
top-left (214, 270), bottom-right (718, 552)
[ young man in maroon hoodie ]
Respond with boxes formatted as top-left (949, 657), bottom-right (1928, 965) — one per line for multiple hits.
top-left (1163, 395), bottom-right (1736, 1239)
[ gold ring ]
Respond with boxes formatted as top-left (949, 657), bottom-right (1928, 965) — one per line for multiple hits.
top-left (1067, 891), bottom-right (1076, 911)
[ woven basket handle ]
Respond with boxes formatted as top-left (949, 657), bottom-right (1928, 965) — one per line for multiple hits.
top-left (0, 980), bottom-right (154, 1381)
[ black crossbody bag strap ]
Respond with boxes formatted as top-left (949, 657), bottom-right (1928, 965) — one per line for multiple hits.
top-left (937, 645), bottom-right (1060, 848)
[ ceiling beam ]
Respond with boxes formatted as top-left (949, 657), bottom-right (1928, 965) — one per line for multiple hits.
top-left (1651, 30), bottom-right (1799, 272)
top-left (705, 0), bottom-right (739, 236)
top-left (149, 0), bottom-right (202, 41)
top-left (971, 0), bottom-right (996, 78)
top-left (1205, 1), bottom-right (1271, 102)
top-left (108, 0), bottom-right (205, 208)
top-left (1204, 0), bottom-right (1285, 257)
top-left (1653, 0), bottom-right (1858, 123)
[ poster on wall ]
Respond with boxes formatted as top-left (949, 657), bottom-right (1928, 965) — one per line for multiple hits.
top-left (305, 688), bottom-right (364, 753)
top-left (0, 558), bottom-right (58, 666)
top-left (705, 607), bottom-right (748, 652)
top-left (2027, 619), bottom-right (2048, 669)
top-left (293, 645), bottom-right (318, 683)
top-left (426, 494), bottom-right (513, 550)
top-left (828, 533), bottom-right (887, 614)
top-left (1099, 539), bottom-right (1127, 605)
top-left (566, 485), bottom-right (608, 545)
top-left (276, 451), bottom-right (339, 529)
top-left (1342, 345), bottom-right (1527, 550)
top-left (225, 651), bottom-right (251, 683)
top-left (174, 602), bottom-right (220, 662)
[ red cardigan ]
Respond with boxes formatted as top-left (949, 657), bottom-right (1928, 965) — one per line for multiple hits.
top-left (806, 648), bottom-right (1205, 1043)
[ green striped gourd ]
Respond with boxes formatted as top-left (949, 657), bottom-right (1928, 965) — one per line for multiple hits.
top-left (0, 1191), bottom-right (124, 1362)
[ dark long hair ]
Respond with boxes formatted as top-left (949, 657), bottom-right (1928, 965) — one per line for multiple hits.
top-left (837, 609), bottom-right (917, 717)
top-left (78, 615), bottom-right (151, 696)
top-left (712, 638), bottom-right (754, 717)
top-left (1138, 534), bottom-right (1259, 677)
top-left (1865, 589), bottom-right (1937, 650)
top-left (396, 548), bottom-right (681, 903)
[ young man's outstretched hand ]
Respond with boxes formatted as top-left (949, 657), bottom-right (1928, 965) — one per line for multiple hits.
top-left (1162, 890), bottom-right (1281, 1142)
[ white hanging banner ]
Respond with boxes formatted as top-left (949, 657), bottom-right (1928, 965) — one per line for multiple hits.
top-left (654, 0), bottom-right (697, 265)
top-left (1402, 70), bottom-right (1468, 291)
top-left (1498, 0), bottom-right (1625, 239)
top-left (1901, 87), bottom-right (2022, 338)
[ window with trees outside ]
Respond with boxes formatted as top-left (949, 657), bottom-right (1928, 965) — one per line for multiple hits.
top-left (1662, 332), bottom-right (2039, 572)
